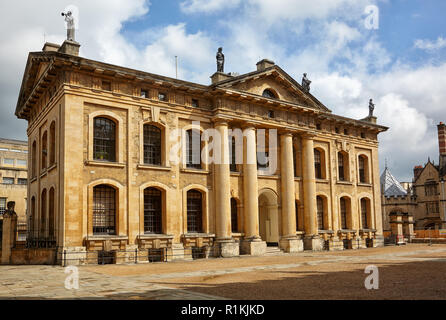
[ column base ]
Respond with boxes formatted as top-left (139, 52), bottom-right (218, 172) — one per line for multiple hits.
top-left (217, 239), bottom-right (240, 257)
top-left (279, 237), bottom-right (303, 253)
top-left (373, 235), bottom-right (384, 248)
top-left (328, 236), bottom-right (344, 251)
top-left (240, 238), bottom-right (266, 256)
top-left (303, 235), bottom-right (324, 251)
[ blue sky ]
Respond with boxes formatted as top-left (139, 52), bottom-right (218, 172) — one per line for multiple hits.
top-left (0, 0), bottom-right (445, 181)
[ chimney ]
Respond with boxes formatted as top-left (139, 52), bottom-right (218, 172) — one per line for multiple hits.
top-left (439, 122), bottom-right (446, 175)
top-left (256, 59), bottom-right (275, 71)
top-left (413, 165), bottom-right (423, 180)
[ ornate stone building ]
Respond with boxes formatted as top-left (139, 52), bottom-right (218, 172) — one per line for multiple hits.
top-left (0, 138), bottom-right (28, 241)
top-left (14, 40), bottom-right (387, 264)
top-left (381, 122), bottom-right (446, 234)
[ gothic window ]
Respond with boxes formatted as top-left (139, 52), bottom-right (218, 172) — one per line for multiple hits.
top-left (93, 185), bottom-right (116, 235)
top-left (231, 198), bottom-right (238, 233)
top-left (93, 117), bottom-right (116, 162)
top-left (143, 124), bottom-right (162, 165)
top-left (187, 190), bottom-right (203, 233)
top-left (144, 187), bottom-right (162, 234)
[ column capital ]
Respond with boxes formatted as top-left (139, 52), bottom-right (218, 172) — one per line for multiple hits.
top-left (301, 132), bottom-right (317, 140)
top-left (241, 122), bottom-right (257, 131)
top-left (212, 118), bottom-right (230, 126)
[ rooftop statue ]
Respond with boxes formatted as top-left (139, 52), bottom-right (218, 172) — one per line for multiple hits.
top-left (62, 11), bottom-right (75, 41)
top-left (302, 73), bottom-right (311, 93)
top-left (216, 47), bottom-right (224, 73)
top-left (369, 99), bottom-right (375, 117)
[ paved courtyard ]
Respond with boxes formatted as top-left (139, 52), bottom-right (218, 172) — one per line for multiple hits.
top-left (1, 244), bottom-right (446, 300)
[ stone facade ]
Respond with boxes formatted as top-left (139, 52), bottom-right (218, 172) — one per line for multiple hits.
top-left (0, 138), bottom-right (28, 240)
top-left (382, 122), bottom-right (446, 233)
top-left (14, 40), bottom-right (388, 265)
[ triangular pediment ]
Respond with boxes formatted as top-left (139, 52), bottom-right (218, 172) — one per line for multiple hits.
top-left (214, 66), bottom-right (331, 112)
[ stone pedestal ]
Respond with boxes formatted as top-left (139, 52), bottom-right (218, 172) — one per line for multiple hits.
top-left (279, 237), bottom-right (303, 253)
top-left (303, 235), bottom-right (323, 251)
top-left (210, 72), bottom-right (233, 84)
top-left (218, 239), bottom-right (240, 257)
top-left (58, 40), bottom-right (80, 56)
top-left (1, 202), bottom-right (18, 265)
top-left (241, 238), bottom-right (266, 256)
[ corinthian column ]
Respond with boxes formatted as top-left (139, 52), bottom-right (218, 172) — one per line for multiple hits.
top-left (302, 134), bottom-right (322, 251)
top-left (241, 125), bottom-right (266, 255)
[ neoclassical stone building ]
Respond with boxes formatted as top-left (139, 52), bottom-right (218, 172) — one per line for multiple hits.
top-left (15, 40), bottom-right (387, 264)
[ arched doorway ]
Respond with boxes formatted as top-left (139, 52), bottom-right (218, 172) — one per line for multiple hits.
top-left (258, 189), bottom-right (280, 245)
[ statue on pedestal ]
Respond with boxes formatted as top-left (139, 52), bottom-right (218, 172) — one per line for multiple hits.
top-left (368, 99), bottom-right (375, 117)
top-left (62, 11), bottom-right (75, 41)
top-left (216, 47), bottom-right (224, 73)
top-left (302, 73), bottom-right (311, 93)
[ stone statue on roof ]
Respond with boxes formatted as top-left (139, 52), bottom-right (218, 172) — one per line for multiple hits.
top-left (302, 73), bottom-right (311, 93)
top-left (216, 47), bottom-right (224, 73)
top-left (62, 11), bottom-right (75, 41)
top-left (368, 99), bottom-right (375, 117)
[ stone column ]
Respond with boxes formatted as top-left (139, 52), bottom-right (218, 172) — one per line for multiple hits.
top-left (302, 134), bottom-right (322, 251)
top-left (241, 125), bottom-right (266, 255)
top-left (279, 132), bottom-right (302, 252)
top-left (1, 202), bottom-right (18, 265)
top-left (214, 121), bottom-right (239, 257)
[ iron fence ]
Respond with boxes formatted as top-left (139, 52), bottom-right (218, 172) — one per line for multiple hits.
top-left (24, 229), bottom-right (57, 249)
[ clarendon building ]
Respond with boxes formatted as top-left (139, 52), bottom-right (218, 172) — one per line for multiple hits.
top-left (14, 40), bottom-right (388, 264)
top-left (0, 138), bottom-right (28, 241)
top-left (381, 122), bottom-right (446, 236)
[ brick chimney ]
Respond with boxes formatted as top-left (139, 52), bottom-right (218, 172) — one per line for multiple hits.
top-left (439, 122), bottom-right (446, 176)
top-left (413, 165), bottom-right (423, 180)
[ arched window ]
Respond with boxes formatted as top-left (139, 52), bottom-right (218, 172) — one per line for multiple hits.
top-left (231, 198), bottom-right (238, 233)
top-left (187, 190), bottom-right (203, 233)
top-left (32, 141), bottom-right (37, 178)
top-left (314, 149), bottom-right (322, 179)
top-left (316, 196), bottom-right (325, 230)
top-left (358, 155), bottom-right (369, 183)
top-left (40, 189), bottom-right (47, 236)
top-left (262, 89), bottom-right (276, 99)
top-left (49, 188), bottom-right (55, 238)
top-left (49, 121), bottom-right (56, 166)
top-left (41, 131), bottom-right (47, 170)
top-left (93, 185), bottom-right (116, 235)
top-left (143, 124), bottom-right (162, 165)
top-left (361, 198), bottom-right (369, 229)
top-left (340, 197), bottom-right (348, 229)
top-left (144, 187), bottom-right (162, 234)
top-left (186, 129), bottom-right (201, 169)
top-left (93, 117), bottom-right (116, 162)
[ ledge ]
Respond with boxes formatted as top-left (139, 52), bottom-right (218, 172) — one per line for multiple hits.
top-left (338, 229), bottom-right (357, 233)
top-left (85, 160), bottom-right (126, 168)
top-left (137, 234), bottom-right (174, 239)
top-left (360, 229), bottom-right (377, 233)
top-left (336, 180), bottom-right (353, 185)
top-left (230, 171), bottom-right (242, 177)
top-left (257, 174), bottom-right (280, 180)
top-left (318, 230), bottom-right (334, 234)
top-left (316, 179), bottom-right (330, 184)
top-left (180, 168), bottom-right (210, 175)
top-left (39, 170), bottom-right (47, 178)
top-left (47, 163), bottom-right (57, 173)
top-left (231, 232), bottom-right (245, 237)
top-left (357, 182), bottom-right (373, 187)
top-left (182, 233), bottom-right (215, 238)
top-left (137, 164), bottom-right (172, 171)
top-left (86, 235), bottom-right (129, 241)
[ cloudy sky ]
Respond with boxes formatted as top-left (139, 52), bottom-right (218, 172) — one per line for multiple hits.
top-left (1, 0), bottom-right (445, 181)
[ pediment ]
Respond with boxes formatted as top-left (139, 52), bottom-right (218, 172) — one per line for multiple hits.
top-left (214, 66), bottom-right (331, 112)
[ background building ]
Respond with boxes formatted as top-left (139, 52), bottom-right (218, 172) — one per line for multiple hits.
top-left (382, 122), bottom-right (446, 234)
top-left (0, 138), bottom-right (28, 240)
top-left (14, 40), bottom-right (388, 264)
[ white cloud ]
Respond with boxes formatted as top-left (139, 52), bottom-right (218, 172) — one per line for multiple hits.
top-left (180, 0), bottom-right (241, 14)
top-left (414, 36), bottom-right (446, 51)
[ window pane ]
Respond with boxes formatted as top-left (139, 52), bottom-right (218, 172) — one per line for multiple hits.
top-left (17, 159), bottom-right (27, 166)
top-left (2, 177), bottom-right (14, 184)
top-left (144, 188), bottom-right (162, 234)
top-left (187, 190), bottom-right (202, 233)
top-left (93, 185), bottom-right (116, 235)
top-left (4, 158), bottom-right (14, 165)
top-left (186, 130), bottom-right (201, 169)
top-left (94, 117), bottom-right (116, 162)
top-left (317, 197), bottom-right (324, 230)
top-left (143, 125), bottom-right (162, 165)
top-left (231, 198), bottom-right (238, 233)
top-left (0, 198), bottom-right (6, 215)
top-left (18, 178), bottom-right (27, 185)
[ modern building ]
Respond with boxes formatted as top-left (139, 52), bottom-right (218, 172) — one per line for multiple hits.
top-left (381, 122), bottom-right (446, 233)
top-left (14, 39), bottom-right (388, 264)
top-left (0, 138), bottom-right (28, 240)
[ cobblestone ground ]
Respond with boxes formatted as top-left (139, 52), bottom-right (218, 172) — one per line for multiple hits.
top-left (1, 244), bottom-right (445, 300)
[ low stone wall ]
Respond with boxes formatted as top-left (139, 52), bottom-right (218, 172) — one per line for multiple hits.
top-left (412, 238), bottom-right (446, 244)
top-left (10, 248), bottom-right (56, 265)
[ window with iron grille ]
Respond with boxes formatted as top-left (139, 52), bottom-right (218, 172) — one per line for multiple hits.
top-left (231, 198), bottom-right (238, 233)
top-left (93, 185), bottom-right (116, 235)
top-left (359, 156), bottom-right (366, 183)
top-left (143, 125), bottom-right (162, 165)
top-left (361, 198), bottom-right (369, 229)
top-left (40, 189), bottom-right (47, 236)
top-left (0, 198), bottom-right (6, 215)
top-left (293, 145), bottom-right (298, 177)
top-left (94, 117), bottom-right (116, 162)
top-left (41, 131), bottom-right (47, 170)
top-left (340, 198), bottom-right (347, 229)
top-left (229, 136), bottom-right (237, 172)
top-left (144, 187), bottom-right (162, 234)
top-left (187, 190), bottom-right (203, 233)
top-left (49, 188), bottom-right (55, 238)
top-left (314, 149), bottom-right (322, 179)
top-left (295, 202), bottom-right (299, 231)
top-left (338, 152), bottom-right (345, 181)
top-left (49, 121), bottom-right (56, 166)
top-left (317, 196), bottom-right (324, 230)
top-left (186, 129), bottom-right (201, 169)
top-left (32, 141), bottom-right (37, 178)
